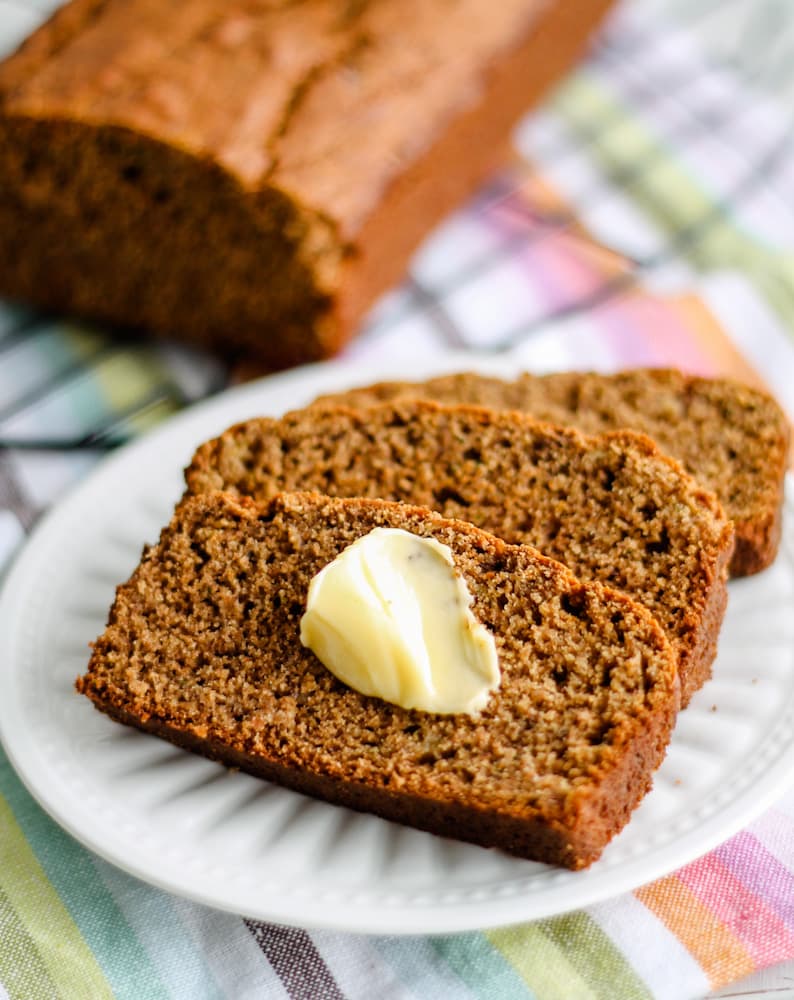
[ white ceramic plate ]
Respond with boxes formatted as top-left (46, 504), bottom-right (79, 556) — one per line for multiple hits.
top-left (1, 353), bottom-right (793, 935)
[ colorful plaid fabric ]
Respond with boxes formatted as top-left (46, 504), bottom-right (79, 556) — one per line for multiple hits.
top-left (2, 1), bottom-right (794, 998)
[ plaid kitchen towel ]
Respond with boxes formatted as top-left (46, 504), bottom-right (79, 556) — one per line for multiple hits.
top-left (1, 1), bottom-right (794, 998)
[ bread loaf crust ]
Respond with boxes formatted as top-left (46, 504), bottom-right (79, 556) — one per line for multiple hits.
top-left (95, 685), bottom-right (674, 870)
top-left (77, 491), bottom-right (678, 869)
top-left (0, 0), bottom-right (615, 365)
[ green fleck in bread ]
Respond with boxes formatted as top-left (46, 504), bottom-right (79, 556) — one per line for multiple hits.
top-left (185, 401), bottom-right (735, 707)
top-left (77, 491), bottom-right (678, 870)
top-left (314, 368), bottom-right (790, 577)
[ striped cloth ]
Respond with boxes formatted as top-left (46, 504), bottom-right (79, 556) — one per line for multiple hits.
top-left (2, 1), bottom-right (794, 998)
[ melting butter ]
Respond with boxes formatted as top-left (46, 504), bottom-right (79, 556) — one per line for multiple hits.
top-left (299, 528), bottom-right (499, 715)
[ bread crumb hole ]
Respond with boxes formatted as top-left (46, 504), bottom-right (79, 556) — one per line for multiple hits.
top-left (588, 724), bottom-right (610, 746)
top-left (561, 591), bottom-right (587, 620)
top-left (433, 486), bottom-right (470, 508)
top-left (646, 527), bottom-right (670, 555)
top-left (600, 468), bottom-right (616, 491)
top-left (121, 163), bottom-right (142, 182)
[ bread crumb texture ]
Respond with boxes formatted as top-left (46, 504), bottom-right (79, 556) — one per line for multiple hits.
top-left (314, 369), bottom-right (790, 577)
top-left (185, 400), bottom-right (734, 705)
top-left (78, 491), bottom-right (678, 869)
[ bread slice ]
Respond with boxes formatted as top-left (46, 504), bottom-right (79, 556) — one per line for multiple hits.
top-left (185, 402), bottom-right (734, 707)
top-left (313, 368), bottom-right (790, 577)
top-left (77, 491), bottom-right (678, 869)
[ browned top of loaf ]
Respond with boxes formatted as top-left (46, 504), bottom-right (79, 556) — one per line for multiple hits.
top-left (0, 0), bottom-right (546, 236)
top-left (185, 401), bottom-right (734, 705)
top-left (315, 368), bottom-right (791, 576)
top-left (0, 0), bottom-right (615, 366)
top-left (78, 491), bottom-right (677, 868)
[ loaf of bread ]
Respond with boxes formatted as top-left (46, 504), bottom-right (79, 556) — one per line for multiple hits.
top-left (315, 369), bottom-right (790, 577)
top-left (185, 401), bottom-right (735, 706)
top-left (77, 491), bottom-right (678, 869)
top-left (0, 0), bottom-right (614, 367)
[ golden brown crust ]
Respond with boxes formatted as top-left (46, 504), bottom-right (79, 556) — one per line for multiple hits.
top-left (91, 689), bottom-right (674, 870)
top-left (77, 491), bottom-right (678, 869)
top-left (184, 401), bottom-right (734, 706)
top-left (316, 369), bottom-right (790, 577)
top-left (0, 0), bottom-right (615, 366)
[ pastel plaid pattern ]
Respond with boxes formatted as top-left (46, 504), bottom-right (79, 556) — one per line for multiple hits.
top-left (1, 1), bottom-right (794, 997)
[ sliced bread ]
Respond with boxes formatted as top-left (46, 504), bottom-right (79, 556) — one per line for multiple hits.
top-left (184, 401), bottom-right (735, 706)
top-left (314, 369), bottom-right (789, 577)
top-left (77, 491), bottom-right (678, 869)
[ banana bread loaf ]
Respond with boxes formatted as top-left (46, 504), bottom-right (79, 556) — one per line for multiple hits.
top-left (0, 0), bottom-right (614, 367)
top-left (185, 401), bottom-right (735, 706)
top-left (77, 491), bottom-right (678, 869)
top-left (315, 369), bottom-right (790, 577)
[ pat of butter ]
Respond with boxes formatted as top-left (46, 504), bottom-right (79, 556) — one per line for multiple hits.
top-left (299, 528), bottom-right (500, 715)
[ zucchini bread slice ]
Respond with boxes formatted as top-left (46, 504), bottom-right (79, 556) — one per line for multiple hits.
top-left (77, 491), bottom-right (678, 870)
top-left (314, 368), bottom-right (790, 577)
